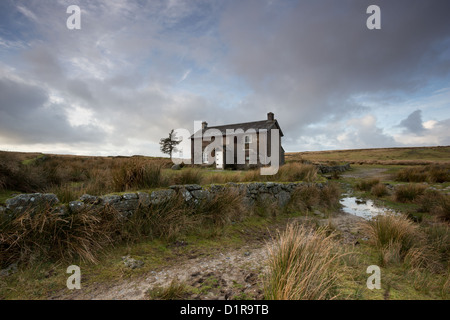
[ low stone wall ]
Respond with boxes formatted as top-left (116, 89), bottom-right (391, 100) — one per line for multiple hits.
top-left (0, 181), bottom-right (327, 219)
top-left (317, 163), bottom-right (351, 174)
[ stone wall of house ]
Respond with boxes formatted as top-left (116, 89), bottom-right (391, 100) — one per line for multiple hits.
top-left (0, 181), bottom-right (328, 220)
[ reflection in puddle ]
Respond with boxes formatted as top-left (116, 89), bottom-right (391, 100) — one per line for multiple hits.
top-left (340, 197), bottom-right (393, 220)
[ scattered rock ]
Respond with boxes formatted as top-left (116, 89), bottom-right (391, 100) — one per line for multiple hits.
top-left (122, 256), bottom-right (144, 269)
top-left (0, 263), bottom-right (18, 277)
top-left (171, 164), bottom-right (181, 170)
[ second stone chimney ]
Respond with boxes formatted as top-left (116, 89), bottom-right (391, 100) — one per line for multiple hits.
top-left (202, 121), bottom-right (208, 130)
top-left (267, 112), bottom-right (274, 121)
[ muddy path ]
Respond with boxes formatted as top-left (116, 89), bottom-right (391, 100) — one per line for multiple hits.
top-left (51, 211), bottom-right (366, 301)
top-left (341, 167), bottom-right (391, 180)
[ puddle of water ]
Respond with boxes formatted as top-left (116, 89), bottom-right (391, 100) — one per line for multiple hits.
top-left (340, 197), bottom-right (393, 220)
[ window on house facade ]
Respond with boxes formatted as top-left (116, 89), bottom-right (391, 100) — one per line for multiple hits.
top-left (244, 135), bottom-right (252, 144)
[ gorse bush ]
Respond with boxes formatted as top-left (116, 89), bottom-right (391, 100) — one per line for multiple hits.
top-left (263, 223), bottom-right (341, 300)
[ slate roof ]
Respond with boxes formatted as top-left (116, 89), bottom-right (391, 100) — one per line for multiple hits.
top-left (190, 119), bottom-right (284, 139)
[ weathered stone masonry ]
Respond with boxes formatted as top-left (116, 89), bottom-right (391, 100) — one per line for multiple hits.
top-left (0, 181), bottom-right (329, 220)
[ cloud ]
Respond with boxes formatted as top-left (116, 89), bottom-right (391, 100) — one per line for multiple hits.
top-left (0, 0), bottom-right (449, 155)
top-left (218, 0), bottom-right (450, 149)
top-left (0, 77), bottom-right (105, 144)
top-left (398, 110), bottom-right (426, 134)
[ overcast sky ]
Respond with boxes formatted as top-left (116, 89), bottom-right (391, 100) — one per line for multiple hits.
top-left (0, 0), bottom-right (449, 157)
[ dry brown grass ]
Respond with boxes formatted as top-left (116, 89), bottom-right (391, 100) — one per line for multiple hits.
top-left (356, 178), bottom-right (380, 191)
top-left (395, 165), bottom-right (450, 183)
top-left (0, 204), bottom-right (121, 266)
top-left (263, 223), bottom-right (342, 300)
top-left (362, 213), bottom-right (425, 266)
top-left (394, 184), bottom-right (427, 203)
top-left (371, 183), bottom-right (388, 198)
top-left (0, 186), bottom-right (251, 266)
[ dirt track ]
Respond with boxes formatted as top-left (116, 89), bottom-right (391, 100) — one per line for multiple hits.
top-left (51, 212), bottom-right (366, 300)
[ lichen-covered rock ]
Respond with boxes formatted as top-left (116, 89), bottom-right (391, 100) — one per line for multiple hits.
top-left (69, 201), bottom-right (85, 214)
top-left (100, 195), bottom-right (121, 205)
top-left (275, 190), bottom-right (291, 207)
top-left (150, 189), bottom-right (175, 205)
top-left (122, 256), bottom-right (144, 269)
top-left (256, 192), bottom-right (272, 204)
top-left (191, 189), bottom-right (211, 201)
top-left (208, 184), bottom-right (225, 193)
top-left (80, 194), bottom-right (100, 205)
top-left (0, 263), bottom-right (18, 277)
top-left (5, 193), bottom-right (59, 216)
top-left (122, 193), bottom-right (138, 200)
top-left (181, 189), bottom-right (193, 202)
top-left (113, 199), bottom-right (139, 217)
top-left (137, 192), bottom-right (151, 207)
top-left (184, 184), bottom-right (202, 191)
top-left (52, 204), bottom-right (69, 216)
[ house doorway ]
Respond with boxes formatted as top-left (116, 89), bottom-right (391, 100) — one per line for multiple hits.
top-left (215, 150), bottom-right (223, 169)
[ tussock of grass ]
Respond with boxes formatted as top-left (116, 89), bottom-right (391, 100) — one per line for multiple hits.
top-left (395, 165), bottom-right (450, 183)
top-left (361, 213), bottom-right (438, 269)
top-left (394, 184), bottom-right (427, 203)
top-left (416, 190), bottom-right (450, 221)
top-left (263, 223), bottom-right (341, 300)
top-left (287, 185), bottom-right (320, 212)
top-left (171, 168), bottom-right (203, 185)
top-left (0, 205), bottom-right (120, 266)
top-left (276, 163), bottom-right (318, 182)
top-left (319, 182), bottom-right (341, 209)
top-left (356, 178), bottom-right (380, 191)
top-left (371, 183), bottom-right (388, 198)
top-left (112, 159), bottom-right (165, 191)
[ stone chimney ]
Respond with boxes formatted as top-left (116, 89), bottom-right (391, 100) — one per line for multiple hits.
top-left (267, 112), bottom-right (274, 121)
top-left (202, 121), bottom-right (208, 130)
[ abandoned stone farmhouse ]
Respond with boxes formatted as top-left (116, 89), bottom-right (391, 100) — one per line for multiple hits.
top-left (190, 112), bottom-right (285, 169)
